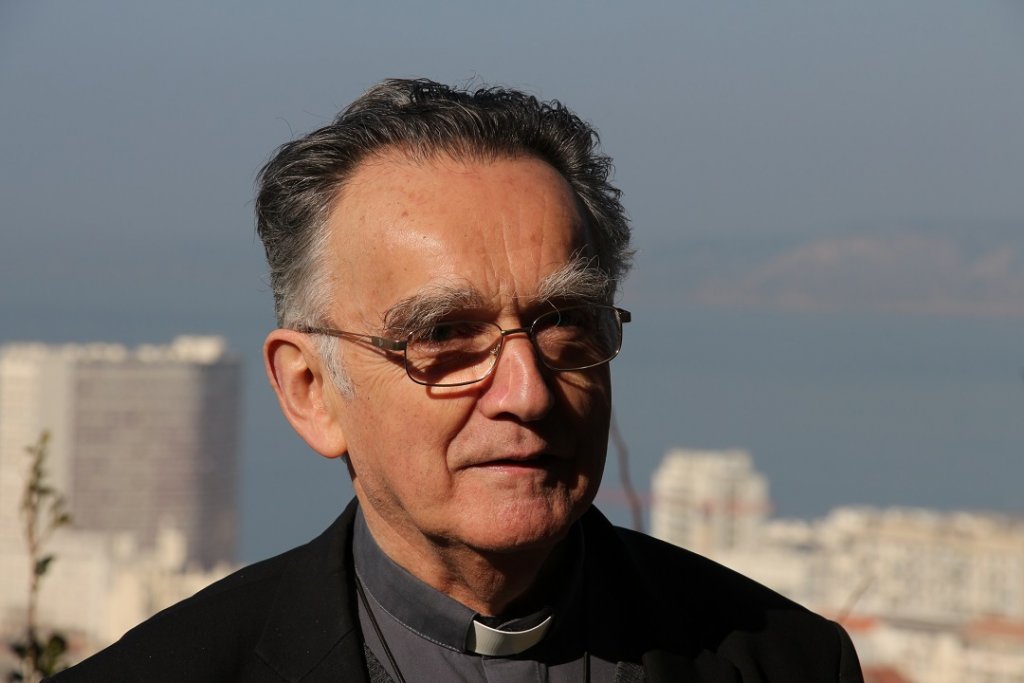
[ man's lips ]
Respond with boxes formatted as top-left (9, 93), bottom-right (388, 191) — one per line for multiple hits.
top-left (466, 451), bottom-right (565, 468)
top-left (456, 430), bottom-right (572, 469)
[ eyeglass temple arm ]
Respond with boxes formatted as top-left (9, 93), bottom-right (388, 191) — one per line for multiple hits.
top-left (298, 326), bottom-right (408, 352)
top-left (368, 336), bottom-right (407, 352)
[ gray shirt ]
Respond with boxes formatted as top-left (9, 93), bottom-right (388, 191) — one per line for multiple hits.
top-left (353, 510), bottom-right (617, 682)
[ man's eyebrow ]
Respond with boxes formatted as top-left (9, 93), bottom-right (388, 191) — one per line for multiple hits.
top-left (382, 284), bottom-right (486, 334)
top-left (537, 256), bottom-right (613, 304)
top-left (381, 258), bottom-right (611, 333)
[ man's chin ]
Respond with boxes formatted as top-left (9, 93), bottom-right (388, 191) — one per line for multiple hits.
top-left (461, 498), bottom-right (593, 556)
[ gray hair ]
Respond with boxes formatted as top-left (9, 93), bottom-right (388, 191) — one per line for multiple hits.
top-left (255, 78), bottom-right (633, 392)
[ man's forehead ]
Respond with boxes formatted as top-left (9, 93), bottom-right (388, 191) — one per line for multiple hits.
top-left (324, 150), bottom-right (602, 324)
top-left (331, 163), bottom-right (592, 262)
top-left (333, 148), bottom-right (586, 224)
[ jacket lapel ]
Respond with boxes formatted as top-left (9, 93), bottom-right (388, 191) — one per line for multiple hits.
top-left (254, 501), bottom-right (370, 683)
top-left (582, 507), bottom-right (743, 683)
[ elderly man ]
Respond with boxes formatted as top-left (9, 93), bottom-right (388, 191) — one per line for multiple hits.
top-left (54, 79), bottom-right (862, 682)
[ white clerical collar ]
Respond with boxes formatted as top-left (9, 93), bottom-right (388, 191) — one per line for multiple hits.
top-left (467, 613), bottom-right (555, 656)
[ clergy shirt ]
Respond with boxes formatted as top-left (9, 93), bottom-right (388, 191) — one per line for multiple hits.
top-left (353, 509), bottom-right (617, 682)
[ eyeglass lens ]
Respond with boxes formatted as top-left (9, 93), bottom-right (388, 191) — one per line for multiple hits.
top-left (403, 306), bottom-right (623, 387)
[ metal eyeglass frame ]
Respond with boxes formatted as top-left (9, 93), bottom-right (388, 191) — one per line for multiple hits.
top-left (296, 305), bottom-right (631, 387)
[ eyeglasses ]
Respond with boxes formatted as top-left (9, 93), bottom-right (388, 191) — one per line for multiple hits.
top-left (297, 305), bottom-right (631, 387)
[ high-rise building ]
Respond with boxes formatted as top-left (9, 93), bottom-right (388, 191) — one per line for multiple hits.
top-left (0, 336), bottom-right (241, 568)
top-left (650, 448), bottom-right (770, 556)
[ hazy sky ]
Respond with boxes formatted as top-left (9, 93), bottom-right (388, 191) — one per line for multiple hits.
top-left (2, 1), bottom-right (1022, 562)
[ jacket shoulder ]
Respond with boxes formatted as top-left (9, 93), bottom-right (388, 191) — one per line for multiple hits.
top-left (612, 524), bottom-right (803, 610)
top-left (584, 510), bottom-right (863, 681)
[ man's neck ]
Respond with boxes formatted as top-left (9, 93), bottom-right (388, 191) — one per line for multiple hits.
top-left (358, 501), bottom-right (568, 616)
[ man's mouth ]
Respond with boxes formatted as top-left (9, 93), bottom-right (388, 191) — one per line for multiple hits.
top-left (472, 452), bottom-right (558, 468)
top-left (471, 450), bottom-right (577, 473)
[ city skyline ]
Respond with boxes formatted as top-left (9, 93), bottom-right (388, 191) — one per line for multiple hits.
top-left (2, 2), bottom-right (1022, 563)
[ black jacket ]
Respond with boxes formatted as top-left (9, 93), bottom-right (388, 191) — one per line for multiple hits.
top-left (53, 500), bottom-right (863, 682)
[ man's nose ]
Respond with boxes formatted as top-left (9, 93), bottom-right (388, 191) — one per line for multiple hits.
top-left (477, 332), bottom-right (555, 422)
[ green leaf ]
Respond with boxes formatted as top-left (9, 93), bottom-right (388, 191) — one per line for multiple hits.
top-left (37, 633), bottom-right (69, 675)
top-left (34, 555), bottom-right (54, 577)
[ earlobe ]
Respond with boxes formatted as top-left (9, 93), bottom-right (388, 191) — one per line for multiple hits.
top-left (263, 329), bottom-right (348, 459)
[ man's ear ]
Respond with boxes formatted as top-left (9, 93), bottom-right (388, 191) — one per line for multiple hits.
top-left (263, 329), bottom-right (348, 459)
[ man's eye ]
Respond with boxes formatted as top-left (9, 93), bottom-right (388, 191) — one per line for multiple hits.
top-left (411, 321), bottom-right (490, 346)
top-left (411, 324), bottom-right (455, 344)
top-left (545, 307), bottom-right (593, 330)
